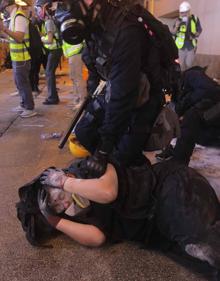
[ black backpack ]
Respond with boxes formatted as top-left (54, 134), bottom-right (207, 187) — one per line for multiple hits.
top-left (14, 14), bottom-right (44, 59)
top-left (16, 175), bottom-right (57, 246)
top-left (127, 4), bottom-right (179, 69)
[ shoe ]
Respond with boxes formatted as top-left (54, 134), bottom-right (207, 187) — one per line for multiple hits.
top-left (10, 91), bottom-right (19, 96)
top-left (156, 145), bottom-right (174, 161)
top-left (43, 99), bottom-right (59, 105)
top-left (11, 105), bottom-right (24, 112)
top-left (20, 109), bottom-right (37, 118)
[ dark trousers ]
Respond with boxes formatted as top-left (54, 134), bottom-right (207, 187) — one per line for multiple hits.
top-left (46, 48), bottom-right (62, 102)
top-left (29, 55), bottom-right (41, 92)
top-left (173, 108), bottom-right (220, 165)
top-left (75, 95), bottom-right (162, 166)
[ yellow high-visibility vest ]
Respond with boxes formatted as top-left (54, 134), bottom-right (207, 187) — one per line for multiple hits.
top-left (62, 41), bottom-right (83, 58)
top-left (41, 22), bottom-right (61, 50)
top-left (9, 10), bottom-right (30, 62)
top-left (175, 16), bottom-right (198, 49)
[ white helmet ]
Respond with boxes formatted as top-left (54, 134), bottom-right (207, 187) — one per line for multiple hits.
top-left (179, 1), bottom-right (191, 13)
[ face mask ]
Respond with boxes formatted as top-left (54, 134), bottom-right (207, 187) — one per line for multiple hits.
top-left (181, 16), bottom-right (188, 22)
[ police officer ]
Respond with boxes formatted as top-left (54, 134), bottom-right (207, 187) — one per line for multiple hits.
top-left (0, 0), bottom-right (37, 117)
top-left (172, 1), bottom-right (202, 71)
top-left (35, 0), bottom-right (62, 105)
top-left (156, 67), bottom-right (220, 164)
top-left (55, 0), bottom-right (166, 176)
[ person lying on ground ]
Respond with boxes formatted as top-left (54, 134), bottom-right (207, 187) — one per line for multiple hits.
top-left (38, 158), bottom-right (220, 271)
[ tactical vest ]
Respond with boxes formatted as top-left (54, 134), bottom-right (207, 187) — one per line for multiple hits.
top-left (62, 41), bottom-right (83, 58)
top-left (175, 15), bottom-right (198, 49)
top-left (88, 1), bottom-right (138, 80)
top-left (9, 10), bottom-right (30, 62)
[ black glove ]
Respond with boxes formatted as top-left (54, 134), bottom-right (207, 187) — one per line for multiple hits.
top-left (86, 150), bottom-right (108, 178)
top-left (37, 189), bottom-right (61, 228)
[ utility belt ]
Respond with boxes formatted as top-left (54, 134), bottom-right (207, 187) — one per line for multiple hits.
top-left (84, 96), bottom-right (105, 123)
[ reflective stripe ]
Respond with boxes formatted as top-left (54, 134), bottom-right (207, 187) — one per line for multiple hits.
top-left (175, 16), bottom-right (198, 49)
top-left (9, 10), bottom-right (30, 61)
top-left (42, 22), bottom-right (61, 50)
top-left (9, 38), bottom-right (29, 43)
top-left (62, 41), bottom-right (83, 58)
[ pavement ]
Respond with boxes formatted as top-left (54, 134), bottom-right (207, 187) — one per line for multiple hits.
top-left (0, 66), bottom-right (218, 281)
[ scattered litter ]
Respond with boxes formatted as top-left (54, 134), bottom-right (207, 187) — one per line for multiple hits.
top-left (40, 132), bottom-right (63, 140)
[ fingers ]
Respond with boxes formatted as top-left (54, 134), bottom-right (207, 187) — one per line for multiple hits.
top-left (40, 167), bottom-right (64, 185)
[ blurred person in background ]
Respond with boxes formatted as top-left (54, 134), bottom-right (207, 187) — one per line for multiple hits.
top-left (172, 1), bottom-right (202, 71)
top-left (0, 0), bottom-right (37, 117)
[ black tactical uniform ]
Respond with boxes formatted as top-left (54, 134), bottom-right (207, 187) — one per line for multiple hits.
top-left (173, 67), bottom-right (220, 164)
top-left (74, 1), bottom-right (165, 167)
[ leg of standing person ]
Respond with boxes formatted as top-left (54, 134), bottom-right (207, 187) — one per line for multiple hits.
top-left (12, 60), bottom-right (37, 117)
top-left (185, 48), bottom-right (196, 70)
top-left (178, 49), bottom-right (187, 71)
top-left (30, 56), bottom-right (41, 96)
top-left (69, 54), bottom-right (86, 105)
top-left (44, 48), bottom-right (62, 104)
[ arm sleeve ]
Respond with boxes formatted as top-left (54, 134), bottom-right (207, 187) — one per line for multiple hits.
top-left (14, 15), bottom-right (28, 33)
top-left (82, 45), bottom-right (101, 95)
top-left (98, 25), bottom-right (142, 152)
top-left (195, 17), bottom-right (202, 35)
top-left (45, 19), bottom-right (56, 34)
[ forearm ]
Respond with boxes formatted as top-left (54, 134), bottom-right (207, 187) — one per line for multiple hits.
top-left (41, 31), bottom-right (53, 44)
top-left (56, 218), bottom-right (106, 247)
top-left (2, 27), bottom-right (24, 43)
top-left (64, 165), bottom-right (118, 204)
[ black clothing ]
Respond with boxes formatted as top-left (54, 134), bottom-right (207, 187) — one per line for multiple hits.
top-left (70, 159), bottom-right (156, 243)
top-left (75, 94), bottom-right (158, 166)
top-left (173, 107), bottom-right (220, 165)
top-left (80, 1), bottom-right (164, 156)
top-left (173, 68), bottom-right (220, 164)
top-left (176, 67), bottom-right (220, 117)
top-left (70, 160), bottom-right (220, 263)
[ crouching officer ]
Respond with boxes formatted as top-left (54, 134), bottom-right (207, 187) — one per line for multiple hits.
top-left (54, 0), bottom-right (166, 176)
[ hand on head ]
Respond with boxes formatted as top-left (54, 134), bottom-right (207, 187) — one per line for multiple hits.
top-left (40, 168), bottom-right (68, 189)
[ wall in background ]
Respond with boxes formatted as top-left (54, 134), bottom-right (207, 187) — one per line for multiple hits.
top-left (153, 0), bottom-right (220, 77)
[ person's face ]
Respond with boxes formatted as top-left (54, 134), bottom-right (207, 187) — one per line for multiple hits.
top-left (48, 188), bottom-right (73, 214)
top-left (180, 11), bottom-right (190, 19)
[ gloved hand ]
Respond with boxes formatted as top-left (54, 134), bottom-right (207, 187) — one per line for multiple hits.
top-left (40, 168), bottom-right (68, 189)
top-left (86, 150), bottom-right (108, 178)
top-left (38, 189), bottom-right (61, 227)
